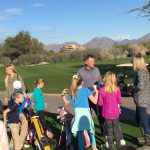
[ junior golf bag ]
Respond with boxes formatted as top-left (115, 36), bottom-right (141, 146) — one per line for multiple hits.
top-left (23, 106), bottom-right (51, 150)
top-left (117, 73), bottom-right (134, 97)
top-left (57, 106), bottom-right (91, 150)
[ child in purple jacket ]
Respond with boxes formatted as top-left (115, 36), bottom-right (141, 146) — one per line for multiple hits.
top-left (98, 71), bottom-right (124, 150)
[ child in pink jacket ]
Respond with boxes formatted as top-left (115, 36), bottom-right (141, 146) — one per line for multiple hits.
top-left (98, 71), bottom-right (124, 150)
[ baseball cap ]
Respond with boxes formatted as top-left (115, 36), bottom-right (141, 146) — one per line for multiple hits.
top-left (13, 80), bottom-right (22, 89)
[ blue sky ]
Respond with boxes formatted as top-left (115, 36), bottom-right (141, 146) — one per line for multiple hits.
top-left (0, 0), bottom-right (150, 44)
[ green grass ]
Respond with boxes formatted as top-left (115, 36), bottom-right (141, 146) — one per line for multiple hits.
top-left (2, 56), bottom-right (150, 93)
top-left (21, 113), bottom-right (143, 150)
top-left (1, 56), bottom-right (149, 149)
top-left (0, 112), bottom-right (144, 150)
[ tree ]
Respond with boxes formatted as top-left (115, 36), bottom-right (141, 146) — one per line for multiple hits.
top-left (128, 44), bottom-right (148, 56)
top-left (0, 44), bottom-right (4, 56)
top-left (3, 31), bottom-right (45, 60)
top-left (3, 37), bottom-right (21, 60)
top-left (30, 38), bottom-right (44, 54)
top-left (127, 1), bottom-right (150, 18)
top-left (139, 41), bottom-right (150, 51)
top-left (110, 44), bottom-right (128, 62)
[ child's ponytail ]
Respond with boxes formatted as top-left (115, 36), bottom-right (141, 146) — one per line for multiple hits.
top-left (71, 74), bottom-right (83, 98)
top-left (34, 78), bottom-right (44, 87)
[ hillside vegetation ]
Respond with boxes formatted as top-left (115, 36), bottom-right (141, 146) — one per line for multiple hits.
top-left (1, 31), bottom-right (150, 66)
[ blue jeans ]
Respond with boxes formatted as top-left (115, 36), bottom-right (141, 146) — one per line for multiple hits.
top-left (136, 106), bottom-right (150, 135)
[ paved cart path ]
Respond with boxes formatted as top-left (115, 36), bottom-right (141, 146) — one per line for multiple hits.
top-left (1, 92), bottom-right (150, 120)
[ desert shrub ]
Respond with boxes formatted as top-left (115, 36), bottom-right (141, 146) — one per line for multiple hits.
top-left (48, 53), bottom-right (63, 63)
top-left (48, 51), bottom-right (83, 63)
top-left (18, 54), bottom-right (43, 65)
top-left (0, 56), bottom-right (11, 65)
top-left (84, 49), bottom-right (102, 60)
top-left (40, 55), bottom-right (49, 62)
top-left (128, 44), bottom-right (148, 56)
top-left (47, 47), bottom-right (128, 63)
top-left (69, 50), bottom-right (84, 61)
top-left (100, 49), bottom-right (114, 60)
top-left (60, 52), bottom-right (70, 62)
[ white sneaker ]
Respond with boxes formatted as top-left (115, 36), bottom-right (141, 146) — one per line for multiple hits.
top-left (120, 139), bottom-right (126, 146)
top-left (114, 139), bottom-right (126, 146)
top-left (21, 144), bottom-right (30, 149)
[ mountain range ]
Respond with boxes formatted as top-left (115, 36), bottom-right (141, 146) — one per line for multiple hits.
top-left (44, 33), bottom-right (150, 51)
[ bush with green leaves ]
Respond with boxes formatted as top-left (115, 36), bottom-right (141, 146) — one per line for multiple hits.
top-left (48, 53), bottom-right (63, 63)
top-left (0, 56), bottom-right (11, 65)
top-left (84, 48), bottom-right (102, 60)
top-left (18, 54), bottom-right (44, 65)
top-left (70, 50), bottom-right (84, 61)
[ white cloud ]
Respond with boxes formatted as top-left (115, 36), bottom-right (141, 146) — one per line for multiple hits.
top-left (30, 3), bottom-right (45, 7)
top-left (4, 8), bottom-right (22, 15)
top-left (0, 16), bottom-right (5, 21)
top-left (112, 35), bottom-right (132, 41)
top-left (33, 25), bottom-right (51, 31)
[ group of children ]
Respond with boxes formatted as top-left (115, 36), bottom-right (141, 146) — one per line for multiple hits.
top-left (2, 70), bottom-right (123, 150)
top-left (2, 78), bottom-right (52, 150)
top-left (62, 71), bottom-right (124, 150)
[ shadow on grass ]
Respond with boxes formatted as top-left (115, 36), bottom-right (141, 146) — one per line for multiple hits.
top-left (45, 112), bottom-right (78, 150)
top-left (93, 106), bottom-right (148, 148)
top-left (45, 104), bottom-right (149, 149)
top-left (45, 112), bottom-right (64, 150)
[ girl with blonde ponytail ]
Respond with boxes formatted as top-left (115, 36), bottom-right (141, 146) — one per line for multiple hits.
top-left (62, 74), bottom-right (98, 150)
top-left (71, 74), bottom-right (83, 98)
top-left (98, 71), bottom-right (124, 150)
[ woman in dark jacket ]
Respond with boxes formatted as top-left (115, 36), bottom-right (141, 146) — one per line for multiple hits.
top-left (132, 55), bottom-right (150, 145)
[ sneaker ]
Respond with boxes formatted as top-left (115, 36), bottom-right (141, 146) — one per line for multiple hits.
top-left (23, 144), bottom-right (30, 148)
top-left (138, 136), bottom-right (145, 143)
top-left (114, 139), bottom-right (126, 146)
top-left (46, 130), bottom-right (53, 139)
top-left (100, 141), bottom-right (109, 148)
top-left (21, 144), bottom-right (30, 149)
top-left (120, 139), bottom-right (126, 146)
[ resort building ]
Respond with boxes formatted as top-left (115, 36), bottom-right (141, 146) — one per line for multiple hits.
top-left (60, 44), bottom-right (86, 52)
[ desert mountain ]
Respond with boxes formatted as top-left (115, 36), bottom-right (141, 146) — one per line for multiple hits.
top-left (44, 33), bottom-right (150, 51)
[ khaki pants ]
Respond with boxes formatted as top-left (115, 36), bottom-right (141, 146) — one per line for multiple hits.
top-left (9, 123), bottom-right (20, 150)
top-left (19, 113), bottom-right (28, 146)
